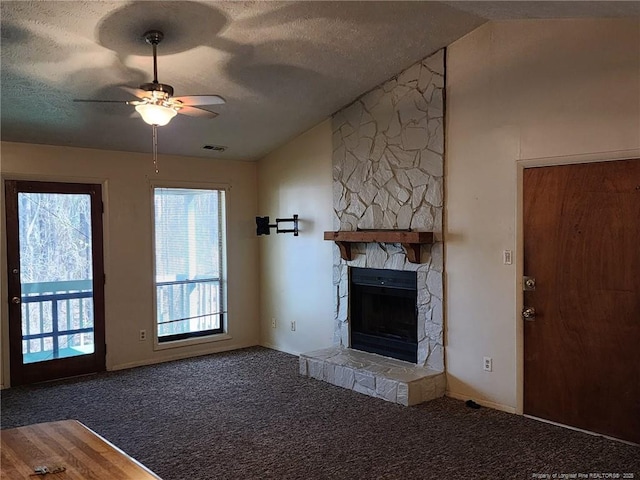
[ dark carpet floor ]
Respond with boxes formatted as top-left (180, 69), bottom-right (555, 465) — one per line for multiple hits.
top-left (1, 347), bottom-right (638, 480)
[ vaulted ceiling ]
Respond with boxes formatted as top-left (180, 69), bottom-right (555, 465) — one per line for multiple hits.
top-left (2, 1), bottom-right (638, 160)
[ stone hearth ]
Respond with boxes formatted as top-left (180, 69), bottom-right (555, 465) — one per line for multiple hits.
top-left (300, 347), bottom-right (445, 406)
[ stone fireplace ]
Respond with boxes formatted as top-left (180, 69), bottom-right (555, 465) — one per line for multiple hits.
top-left (300, 48), bottom-right (445, 405)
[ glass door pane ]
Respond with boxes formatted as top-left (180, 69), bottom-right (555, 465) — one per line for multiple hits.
top-left (18, 192), bottom-right (95, 364)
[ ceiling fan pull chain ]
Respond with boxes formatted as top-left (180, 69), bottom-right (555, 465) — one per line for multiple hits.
top-left (152, 124), bottom-right (159, 174)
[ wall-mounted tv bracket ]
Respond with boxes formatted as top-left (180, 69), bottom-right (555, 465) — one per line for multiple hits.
top-left (256, 214), bottom-right (299, 236)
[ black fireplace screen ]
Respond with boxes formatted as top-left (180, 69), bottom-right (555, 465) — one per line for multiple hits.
top-left (350, 267), bottom-right (418, 363)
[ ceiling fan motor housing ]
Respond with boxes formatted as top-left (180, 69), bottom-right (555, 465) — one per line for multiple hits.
top-left (140, 82), bottom-right (174, 97)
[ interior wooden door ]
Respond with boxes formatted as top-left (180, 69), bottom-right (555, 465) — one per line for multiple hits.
top-left (5, 180), bottom-right (106, 386)
top-left (523, 159), bottom-right (640, 444)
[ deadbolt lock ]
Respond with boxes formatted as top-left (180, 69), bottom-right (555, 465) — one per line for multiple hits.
top-left (523, 276), bottom-right (536, 291)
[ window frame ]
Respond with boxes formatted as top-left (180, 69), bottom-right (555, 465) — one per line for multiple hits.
top-left (150, 181), bottom-right (230, 350)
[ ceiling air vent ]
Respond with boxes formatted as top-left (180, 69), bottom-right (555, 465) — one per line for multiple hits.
top-left (202, 145), bottom-right (227, 152)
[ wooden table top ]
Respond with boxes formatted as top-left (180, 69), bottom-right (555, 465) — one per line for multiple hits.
top-left (1, 420), bottom-right (161, 479)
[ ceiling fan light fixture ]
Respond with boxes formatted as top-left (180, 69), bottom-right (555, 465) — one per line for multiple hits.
top-left (135, 103), bottom-right (178, 126)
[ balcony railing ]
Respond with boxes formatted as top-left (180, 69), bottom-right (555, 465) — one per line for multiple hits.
top-left (21, 279), bottom-right (95, 364)
top-left (20, 277), bottom-right (222, 361)
top-left (156, 277), bottom-right (223, 340)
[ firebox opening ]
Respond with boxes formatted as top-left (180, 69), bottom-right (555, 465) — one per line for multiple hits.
top-left (350, 267), bottom-right (418, 363)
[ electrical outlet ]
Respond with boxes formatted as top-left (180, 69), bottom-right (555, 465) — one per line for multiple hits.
top-left (271, 318), bottom-right (276, 328)
top-left (139, 329), bottom-right (147, 341)
top-left (290, 321), bottom-right (296, 331)
top-left (483, 356), bottom-right (492, 372)
top-left (503, 250), bottom-right (513, 265)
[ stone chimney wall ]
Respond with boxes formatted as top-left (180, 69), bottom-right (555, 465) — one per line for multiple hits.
top-left (331, 49), bottom-right (445, 371)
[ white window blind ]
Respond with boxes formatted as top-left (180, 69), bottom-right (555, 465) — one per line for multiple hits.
top-left (153, 187), bottom-right (225, 341)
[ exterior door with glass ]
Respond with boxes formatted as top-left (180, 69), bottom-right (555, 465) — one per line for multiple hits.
top-left (5, 181), bottom-right (106, 386)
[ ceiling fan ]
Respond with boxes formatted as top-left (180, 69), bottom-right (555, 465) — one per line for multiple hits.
top-left (75, 30), bottom-right (225, 127)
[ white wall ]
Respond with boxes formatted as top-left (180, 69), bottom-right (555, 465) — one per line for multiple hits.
top-left (445, 19), bottom-right (640, 411)
top-left (0, 142), bottom-right (259, 387)
top-left (258, 120), bottom-right (335, 355)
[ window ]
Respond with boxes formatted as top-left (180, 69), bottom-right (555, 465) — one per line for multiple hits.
top-left (153, 187), bottom-right (226, 342)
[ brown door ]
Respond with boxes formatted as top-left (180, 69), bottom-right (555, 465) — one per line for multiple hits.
top-left (5, 181), bottom-right (106, 386)
top-left (523, 159), bottom-right (640, 444)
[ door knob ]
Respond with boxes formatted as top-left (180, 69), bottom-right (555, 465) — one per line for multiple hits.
top-left (11, 296), bottom-right (21, 304)
top-left (522, 306), bottom-right (536, 320)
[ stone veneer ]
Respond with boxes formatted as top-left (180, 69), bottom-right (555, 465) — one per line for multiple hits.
top-left (300, 49), bottom-right (445, 405)
top-left (300, 347), bottom-right (446, 406)
top-left (331, 49), bottom-right (445, 372)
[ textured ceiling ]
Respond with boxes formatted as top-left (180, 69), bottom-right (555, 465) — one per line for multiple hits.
top-left (1, 1), bottom-right (639, 161)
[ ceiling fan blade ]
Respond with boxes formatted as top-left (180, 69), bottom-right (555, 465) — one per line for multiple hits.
top-left (73, 99), bottom-right (132, 104)
top-left (177, 106), bottom-right (219, 119)
top-left (173, 95), bottom-right (226, 106)
top-left (120, 86), bottom-right (149, 99)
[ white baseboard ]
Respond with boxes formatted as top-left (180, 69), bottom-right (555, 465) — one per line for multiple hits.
top-left (109, 342), bottom-right (258, 371)
top-left (446, 390), bottom-right (517, 414)
top-left (259, 342), bottom-right (301, 357)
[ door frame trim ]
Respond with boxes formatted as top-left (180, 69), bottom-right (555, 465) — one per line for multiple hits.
top-left (1, 174), bottom-right (109, 388)
top-left (515, 148), bottom-right (640, 415)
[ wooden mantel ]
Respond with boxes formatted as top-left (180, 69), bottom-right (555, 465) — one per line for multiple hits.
top-left (324, 230), bottom-right (434, 264)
